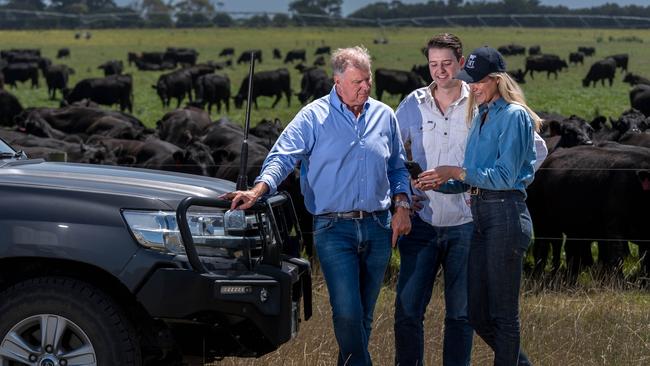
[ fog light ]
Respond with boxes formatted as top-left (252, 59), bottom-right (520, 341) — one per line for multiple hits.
top-left (220, 285), bottom-right (252, 295)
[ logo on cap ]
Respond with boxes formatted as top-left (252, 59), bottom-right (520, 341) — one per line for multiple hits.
top-left (466, 54), bottom-right (476, 69)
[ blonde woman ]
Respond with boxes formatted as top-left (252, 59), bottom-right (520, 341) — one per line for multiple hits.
top-left (419, 46), bottom-right (541, 366)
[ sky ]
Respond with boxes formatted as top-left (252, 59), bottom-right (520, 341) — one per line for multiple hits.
top-left (115, 1), bottom-right (649, 15)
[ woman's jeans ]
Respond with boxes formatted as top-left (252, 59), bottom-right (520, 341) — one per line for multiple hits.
top-left (468, 190), bottom-right (533, 366)
top-left (313, 211), bottom-right (393, 366)
top-left (394, 216), bottom-right (474, 366)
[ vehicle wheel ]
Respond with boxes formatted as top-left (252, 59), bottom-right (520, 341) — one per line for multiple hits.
top-left (0, 277), bottom-right (141, 366)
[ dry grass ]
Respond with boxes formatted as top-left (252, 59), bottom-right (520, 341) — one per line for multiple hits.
top-left (214, 274), bottom-right (650, 366)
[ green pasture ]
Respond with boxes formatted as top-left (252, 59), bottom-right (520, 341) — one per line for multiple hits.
top-left (1, 27), bottom-right (649, 128)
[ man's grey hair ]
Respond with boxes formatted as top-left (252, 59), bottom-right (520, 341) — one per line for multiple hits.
top-left (331, 46), bottom-right (372, 77)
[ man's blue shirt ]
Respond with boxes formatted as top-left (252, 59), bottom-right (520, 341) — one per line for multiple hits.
top-left (256, 87), bottom-right (410, 215)
top-left (462, 97), bottom-right (536, 194)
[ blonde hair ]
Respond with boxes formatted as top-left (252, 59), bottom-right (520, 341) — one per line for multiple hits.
top-left (465, 72), bottom-right (542, 132)
top-left (331, 46), bottom-right (372, 77)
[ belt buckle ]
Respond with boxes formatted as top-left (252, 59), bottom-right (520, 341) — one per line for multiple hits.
top-left (470, 187), bottom-right (479, 196)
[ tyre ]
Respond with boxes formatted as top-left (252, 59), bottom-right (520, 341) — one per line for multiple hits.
top-left (0, 277), bottom-right (141, 366)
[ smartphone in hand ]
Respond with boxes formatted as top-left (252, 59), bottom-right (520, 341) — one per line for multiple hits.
top-left (404, 161), bottom-right (423, 180)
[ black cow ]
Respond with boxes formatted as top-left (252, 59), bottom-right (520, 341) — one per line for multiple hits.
top-left (527, 143), bottom-right (650, 278)
top-left (56, 48), bottom-right (70, 59)
top-left (582, 58), bottom-right (617, 87)
top-left (315, 46), bottom-right (331, 55)
top-left (2, 63), bottom-right (39, 88)
top-left (233, 68), bottom-right (291, 109)
top-left (543, 116), bottom-right (594, 152)
top-left (528, 45), bottom-right (541, 55)
top-left (44, 64), bottom-right (74, 100)
top-left (194, 73), bottom-right (231, 114)
top-left (623, 72), bottom-right (650, 86)
top-left (578, 46), bottom-right (596, 56)
top-left (507, 69), bottom-right (526, 84)
top-left (284, 49), bottom-right (306, 64)
top-left (272, 48), bottom-right (282, 60)
top-left (153, 69), bottom-right (193, 108)
top-left (164, 47), bottom-right (198, 66)
top-left (411, 64), bottom-right (432, 84)
top-left (524, 54), bottom-right (568, 79)
top-left (497, 44), bottom-right (526, 56)
top-left (374, 68), bottom-right (425, 101)
top-left (236, 49), bottom-right (262, 64)
top-left (569, 52), bottom-right (584, 65)
top-left (0, 89), bottom-right (22, 126)
top-left (250, 118), bottom-right (283, 149)
top-left (313, 55), bottom-right (326, 66)
top-left (97, 60), bottom-right (123, 76)
top-left (7, 132), bottom-right (117, 165)
top-left (630, 85), bottom-right (650, 117)
top-left (606, 54), bottom-right (628, 73)
top-left (156, 106), bottom-right (213, 147)
top-left (219, 47), bottom-right (234, 57)
top-left (297, 67), bottom-right (332, 105)
top-left (65, 74), bottom-right (133, 112)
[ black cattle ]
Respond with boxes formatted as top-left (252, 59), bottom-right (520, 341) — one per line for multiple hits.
top-left (98, 60), bottom-right (123, 76)
top-left (156, 106), bottom-right (213, 147)
top-left (507, 69), bottom-right (526, 84)
top-left (605, 53), bottom-right (629, 73)
top-left (7, 132), bottom-right (117, 165)
top-left (527, 143), bottom-right (650, 278)
top-left (153, 69), bottom-right (193, 108)
top-left (313, 55), bottom-right (326, 66)
top-left (236, 49), bottom-right (262, 64)
top-left (528, 45), bottom-right (541, 55)
top-left (619, 132), bottom-right (650, 149)
top-left (623, 72), bottom-right (650, 86)
top-left (194, 73), bottom-right (230, 114)
top-left (375, 68), bottom-right (425, 101)
top-left (497, 44), bottom-right (526, 56)
top-left (543, 116), bottom-right (594, 152)
top-left (315, 46), bottom-right (331, 55)
top-left (411, 64), bottom-right (432, 84)
top-left (134, 58), bottom-right (176, 71)
top-left (272, 48), bottom-right (282, 60)
top-left (582, 58), bottom-right (617, 87)
top-left (297, 67), bottom-right (332, 105)
top-left (284, 49), bottom-right (306, 64)
top-left (219, 47), bottom-right (234, 57)
top-left (578, 46), bottom-right (596, 56)
top-left (250, 118), bottom-right (283, 149)
top-left (44, 64), bottom-right (73, 100)
top-left (2, 63), bottom-right (39, 88)
top-left (630, 85), bottom-right (650, 117)
top-left (65, 74), bottom-right (133, 112)
top-left (206, 59), bottom-right (231, 70)
top-left (524, 54), bottom-right (568, 79)
top-left (56, 48), bottom-right (70, 59)
top-left (569, 52), bottom-right (584, 66)
top-left (233, 68), bottom-right (291, 109)
top-left (0, 89), bottom-right (22, 126)
top-left (165, 47), bottom-right (199, 66)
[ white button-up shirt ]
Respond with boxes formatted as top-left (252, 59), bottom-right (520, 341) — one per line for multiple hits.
top-left (396, 82), bottom-right (475, 227)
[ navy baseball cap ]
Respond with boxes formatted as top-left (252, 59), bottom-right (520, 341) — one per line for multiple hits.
top-left (455, 46), bottom-right (506, 83)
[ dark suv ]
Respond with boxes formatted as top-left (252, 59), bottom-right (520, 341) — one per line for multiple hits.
top-left (0, 138), bottom-right (311, 365)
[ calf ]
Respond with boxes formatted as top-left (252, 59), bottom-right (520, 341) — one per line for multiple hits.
top-left (194, 73), bottom-right (230, 114)
top-left (374, 68), bottom-right (424, 101)
top-left (233, 68), bottom-right (291, 109)
top-left (582, 58), bottom-right (616, 87)
top-left (284, 49), bottom-right (306, 64)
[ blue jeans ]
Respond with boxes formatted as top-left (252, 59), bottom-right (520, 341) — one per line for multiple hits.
top-left (313, 211), bottom-right (393, 366)
top-left (468, 190), bottom-right (533, 366)
top-left (394, 216), bottom-right (474, 366)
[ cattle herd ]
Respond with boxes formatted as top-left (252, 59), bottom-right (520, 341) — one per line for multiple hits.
top-left (0, 42), bottom-right (649, 283)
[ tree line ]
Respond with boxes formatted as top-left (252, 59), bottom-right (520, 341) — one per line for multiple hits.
top-left (0, 0), bottom-right (648, 29)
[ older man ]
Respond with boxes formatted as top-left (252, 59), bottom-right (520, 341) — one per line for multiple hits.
top-left (223, 46), bottom-right (411, 366)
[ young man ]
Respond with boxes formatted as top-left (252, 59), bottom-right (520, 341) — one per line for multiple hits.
top-left (223, 46), bottom-right (411, 366)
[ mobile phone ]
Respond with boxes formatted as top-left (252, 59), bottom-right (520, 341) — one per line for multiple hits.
top-left (404, 161), bottom-right (423, 180)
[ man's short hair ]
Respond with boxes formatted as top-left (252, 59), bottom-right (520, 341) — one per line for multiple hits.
top-left (331, 46), bottom-right (372, 77)
top-left (425, 33), bottom-right (463, 61)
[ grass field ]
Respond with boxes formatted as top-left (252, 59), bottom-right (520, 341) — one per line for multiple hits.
top-left (1, 27), bottom-right (649, 128)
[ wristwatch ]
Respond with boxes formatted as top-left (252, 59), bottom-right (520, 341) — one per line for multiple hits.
top-left (458, 168), bottom-right (467, 181)
top-left (394, 200), bottom-right (411, 210)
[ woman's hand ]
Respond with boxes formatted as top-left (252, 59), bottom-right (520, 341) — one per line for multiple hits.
top-left (413, 166), bottom-right (463, 191)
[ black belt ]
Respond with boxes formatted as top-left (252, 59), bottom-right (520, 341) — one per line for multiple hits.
top-left (318, 210), bottom-right (384, 219)
top-left (469, 187), bottom-right (524, 199)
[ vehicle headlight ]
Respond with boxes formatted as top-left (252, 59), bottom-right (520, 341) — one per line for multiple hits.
top-left (122, 209), bottom-right (264, 256)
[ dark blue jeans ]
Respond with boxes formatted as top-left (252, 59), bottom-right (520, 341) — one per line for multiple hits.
top-left (468, 190), bottom-right (533, 366)
top-left (394, 216), bottom-right (474, 366)
top-left (313, 211), bottom-right (393, 366)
